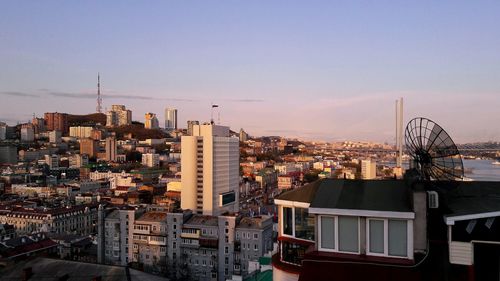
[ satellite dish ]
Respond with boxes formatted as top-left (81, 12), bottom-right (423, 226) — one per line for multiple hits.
top-left (405, 117), bottom-right (464, 181)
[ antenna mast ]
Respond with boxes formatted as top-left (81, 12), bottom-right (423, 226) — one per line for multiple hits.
top-left (96, 73), bottom-right (102, 113)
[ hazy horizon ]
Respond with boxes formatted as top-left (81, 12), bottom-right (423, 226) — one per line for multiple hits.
top-left (2, 1), bottom-right (500, 143)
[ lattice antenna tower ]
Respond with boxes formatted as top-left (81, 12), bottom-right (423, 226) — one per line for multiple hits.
top-left (96, 73), bottom-right (103, 113)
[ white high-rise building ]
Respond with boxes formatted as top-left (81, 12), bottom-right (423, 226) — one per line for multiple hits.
top-left (142, 153), bottom-right (160, 167)
top-left (164, 108), bottom-right (177, 130)
top-left (361, 159), bottom-right (377, 179)
top-left (181, 124), bottom-right (239, 216)
top-left (69, 126), bottom-right (93, 138)
top-left (106, 105), bottom-right (132, 127)
top-left (49, 130), bottom-right (62, 143)
top-left (21, 127), bottom-right (34, 142)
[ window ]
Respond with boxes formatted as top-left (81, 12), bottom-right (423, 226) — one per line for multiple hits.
top-left (283, 207), bottom-right (293, 235)
top-left (295, 208), bottom-right (315, 240)
top-left (369, 220), bottom-right (384, 254)
top-left (254, 244), bottom-right (258, 251)
top-left (225, 247), bottom-right (229, 254)
top-left (389, 220), bottom-right (407, 257)
top-left (320, 216), bottom-right (335, 249)
top-left (338, 216), bottom-right (359, 253)
top-left (366, 218), bottom-right (409, 258)
top-left (253, 233), bottom-right (258, 239)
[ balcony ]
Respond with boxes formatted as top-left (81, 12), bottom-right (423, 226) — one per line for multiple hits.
top-left (181, 229), bottom-right (200, 239)
top-left (199, 237), bottom-right (218, 249)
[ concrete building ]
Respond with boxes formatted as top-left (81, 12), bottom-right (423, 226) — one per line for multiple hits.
top-left (0, 204), bottom-right (98, 235)
top-left (44, 154), bottom-right (59, 169)
top-left (0, 123), bottom-right (6, 140)
top-left (31, 117), bottom-right (46, 134)
top-left (165, 108), bottom-right (178, 130)
top-left (49, 130), bottom-right (62, 143)
top-left (181, 124), bottom-right (239, 216)
top-left (80, 138), bottom-right (98, 158)
top-left (187, 120), bottom-right (199, 136)
top-left (142, 153), bottom-right (160, 168)
top-left (44, 112), bottom-right (69, 134)
top-left (105, 137), bottom-right (117, 162)
top-left (106, 105), bottom-right (132, 127)
top-left (69, 126), bottom-right (93, 138)
top-left (239, 129), bottom-right (249, 142)
top-left (361, 159), bottom-right (377, 179)
top-left (97, 206), bottom-right (140, 266)
top-left (0, 144), bottom-right (17, 164)
top-left (144, 112), bottom-right (160, 129)
top-left (21, 126), bottom-right (35, 142)
top-left (69, 154), bottom-right (89, 168)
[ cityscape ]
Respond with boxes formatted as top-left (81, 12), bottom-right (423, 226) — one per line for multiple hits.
top-left (2, 2), bottom-right (500, 281)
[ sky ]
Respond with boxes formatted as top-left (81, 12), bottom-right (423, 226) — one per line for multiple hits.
top-left (1, 1), bottom-right (500, 143)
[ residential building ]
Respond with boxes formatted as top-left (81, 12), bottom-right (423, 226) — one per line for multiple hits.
top-left (165, 108), bottom-right (177, 130)
top-left (105, 137), bottom-right (117, 162)
top-left (80, 138), bottom-right (98, 158)
top-left (181, 124), bottom-right (239, 216)
top-left (69, 154), bottom-right (89, 168)
top-left (69, 126), bottom-right (93, 138)
top-left (145, 112), bottom-right (160, 129)
top-left (97, 206), bottom-right (140, 266)
top-left (44, 154), bottom-right (59, 169)
top-left (131, 211), bottom-right (169, 274)
top-left (277, 175), bottom-right (293, 190)
top-left (44, 112), bottom-right (69, 134)
top-left (0, 144), bottom-right (17, 164)
top-left (20, 126), bottom-right (34, 142)
top-left (142, 153), bottom-right (160, 168)
top-left (31, 117), bottom-right (46, 134)
top-left (49, 130), bottom-right (62, 143)
top-left (272, 178), bottom-right (500, 281)
top-left (0, 123), bottom-right (6, 140)
top-left (361, 159), bottom-right (376, 179)
top-left (106, 105), bottom-right (132, 127)
top-left (239, 128), bottom-right (249, 142)
top-left (0, 204), bottom-right (99, 235)
top-left (187, 120), bottom-right (199, 136)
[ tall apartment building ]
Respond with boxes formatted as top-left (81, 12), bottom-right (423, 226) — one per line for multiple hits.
top-left (97, 206), bottom-right (140, 266)
top-left (187, 120), bottom-right (199, 136)
top-left (49, 130), bottom-right (62, 143)
top-left (181, 124), bottom-right (239, 216)
top-left (0, 123), bottom-right (6, 140)
top-left (106, 105), bottom-right (132, 127)
top-left (69, 126), bottom-right (93, 138)
top-left (80, 138), bottom-right (98, 158)
top-left (69, 154), bottom-right (89, 168)
top-left (361, 159), bottom-right (377, 179)
top-left (142, 153), bottom-right (160, 167)
top-left (31, 117), bottom-right (46, 134)
top-left (0, 145), bottom-right (17, 164)
top-left (20, 126), bottom-right (35, 142)
top-left (165, 108), bottom-right (178, 130)
top-left (44, 112), bottom-right (69, 134)
top-left (45, 154), bottom-right (59, 169)
top-left (144, 112), bottom-right (160, 129)
top-left (105, 137), bottom-right (117, 162)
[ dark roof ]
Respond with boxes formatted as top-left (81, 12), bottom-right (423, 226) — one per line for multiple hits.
top-left (276, 180), bottom-right (323, 203)
top-left (277, 179), bottom-right (413, 213)
top-left (443, 181), bottom-right (500, 218)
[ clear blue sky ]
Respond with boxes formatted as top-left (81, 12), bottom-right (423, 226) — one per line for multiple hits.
top-left (1, 1), bottom-right (500, 143)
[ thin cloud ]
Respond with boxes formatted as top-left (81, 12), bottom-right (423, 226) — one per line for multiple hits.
top-left (222, 99), bottom-right (264, 103)
top-left (45, 91), bottom-right (194, 101)
top-left (0, 91), bottom-right (40, 98)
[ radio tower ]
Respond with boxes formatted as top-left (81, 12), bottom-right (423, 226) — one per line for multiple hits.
top-left (96, 73), bottom-right (102, 113)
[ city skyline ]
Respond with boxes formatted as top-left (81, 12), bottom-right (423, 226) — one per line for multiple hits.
top-left (2, 1), bottom-right (500, 143)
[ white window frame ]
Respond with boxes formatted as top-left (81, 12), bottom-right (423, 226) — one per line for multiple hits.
top-left (366, 218), bottom-right (414, 260)
top-left (318, 215), bottom-right (360, 255)
top-left (280, 204), bottom-right (315, 242)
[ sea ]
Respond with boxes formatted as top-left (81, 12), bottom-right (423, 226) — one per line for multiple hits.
top-left (384, 159), bottom-right (500, 181)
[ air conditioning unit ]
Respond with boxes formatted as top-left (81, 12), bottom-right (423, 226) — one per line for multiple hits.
top-left (427, 191), bottom-right (439, 209)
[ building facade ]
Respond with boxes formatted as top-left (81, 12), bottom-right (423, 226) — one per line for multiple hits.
top-left (44, 112), bottom-right (69, 134)
top-left (165, 108), bottom-right (177, 130)
top-left (181, 124), bottom-right (239, 216)
top-left (145, 112), bottom-right (160, 129)
top-left (106, 105), bottom-right (132, 127)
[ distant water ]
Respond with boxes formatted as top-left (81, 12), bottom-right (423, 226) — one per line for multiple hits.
top-left (463, 159), bottom-right (500, 182)
top-left (383, 159), bottom-right (500, 181)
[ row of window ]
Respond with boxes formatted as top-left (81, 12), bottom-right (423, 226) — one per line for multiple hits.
top-left (318, 216), bottom-right (410, 258)
top-left (236, 231), bottom-right (259, 240)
